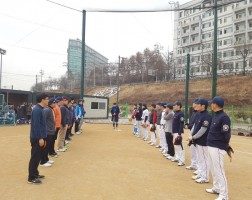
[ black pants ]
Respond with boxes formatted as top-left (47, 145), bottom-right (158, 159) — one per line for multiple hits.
top-left (28, 139), bottom-right (43, 180)
top-left (47, 135), bottom-right (55, 155)
top-left (66, 126), bottom-right (72, 139)
top-left (75, 119), bottom-right (80, 133)
top-left (165, 132), bottom-right (175, 156)
top-left (51, 128), bottom-right (59, 154)
top-left (40, 138), bottom-right (49, 165)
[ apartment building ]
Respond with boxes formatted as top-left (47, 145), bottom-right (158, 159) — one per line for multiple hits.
top-left (173, 0), bottom-right (252, 79)
top-left (67, 39), bottom-right (108, 79)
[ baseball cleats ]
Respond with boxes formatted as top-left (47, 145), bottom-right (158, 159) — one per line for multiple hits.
top-left (39, 163), bottom-right (52, 167)
top-left (28, 178), bottom-right (42, 184)
top-left (178, 162), bottom-right (185, 166)
top-left (185, 166), bottom-right (197, 170)
top-left (205, 188), bottom-right (219, 194)
top-left (192, 175), bottom-right (201, 180)
top-left (195, 178), bottom-right (209, 183)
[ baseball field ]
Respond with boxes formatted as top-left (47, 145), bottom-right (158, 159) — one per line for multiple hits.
top-left (0, 123), bottom-right (251, 200)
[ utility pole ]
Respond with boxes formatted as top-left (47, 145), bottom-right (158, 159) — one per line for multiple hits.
top-left (0, 48), bottom-right (7, 89)
top-left (212, 0), bottom-right (218, 98)
top-left (117, 56), bottom-right (121, 105)
top-left (36, 75), bottom-right (38, 91)
top-left (39, 69), bottom-right (44, 91)
top-left (185, 53), bottom-right (190, 123)
top-left (80, 10), bottom-right (86, 99)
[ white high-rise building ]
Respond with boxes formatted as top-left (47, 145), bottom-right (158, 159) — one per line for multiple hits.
top-left (173, 0), bottom-right (252, 79)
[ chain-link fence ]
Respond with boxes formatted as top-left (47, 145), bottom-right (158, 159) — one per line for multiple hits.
top-left (225, 106), bottom-right (252, 131)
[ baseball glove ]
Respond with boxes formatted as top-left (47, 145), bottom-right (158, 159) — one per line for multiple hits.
top-left (188, 140), bottom-right (196, 147)
top-left (150, 125), bottom-right (156, 132)
top-left (141, 123), bottom-right (148, 128)
top-left (174, 135), bottom-right (182, 145)
top-left (227, 145), bottom-right (234, 162)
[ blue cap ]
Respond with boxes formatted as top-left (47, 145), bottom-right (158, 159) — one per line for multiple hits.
top-left (160, 103), bottom-right (166, 108)
top-left (156, 102), bottom-right (162, 106)
top-left (174, 101), bottom-right (182, 107)
top-left (193, 98), bottom-right (199, 103)
top-left (166, 103), bottom-right (174, 109)
top-left (48, 98), bottom-right (56, 104)
top-left (195, 98), bottom-right (208, 107)
top-left (55, 96), bottom-right (63, 102)
top-left (210, 96), bottom-right (224, 108)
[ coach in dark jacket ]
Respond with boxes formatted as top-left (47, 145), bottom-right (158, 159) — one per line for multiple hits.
top-left (28, 93), bottom-right (49, 184)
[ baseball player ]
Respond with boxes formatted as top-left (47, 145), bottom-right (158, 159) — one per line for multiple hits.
top-left (172, 101), bottom-right (185, 166)
top-left (188, 98), bottom-right (212, 184)
top-left (111, 102), bottom-right (120, 129)
top-left (155, 103), bottom-right (162, 148)
top-left (135, 103), bottom-right (143, 137)
top-left (185, 99), bottom-right (200, 170)
top-left (163, 104), bottom-right (174, 158)
top-left (159, 103), bottom-right (167, 154)
top-left (148, 104), bottom-right (157, 146)
top-left (206, 96), bottom-right (231, 200)
top-left (141, 104), bottom-right (149, 141)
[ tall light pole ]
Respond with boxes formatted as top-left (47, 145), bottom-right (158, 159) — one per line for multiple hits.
top-left (0, 48), bottom-right (7, 89)
top-left (116, 56), bottom-right (121, 105)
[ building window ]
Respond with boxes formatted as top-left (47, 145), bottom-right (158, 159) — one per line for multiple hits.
top-left (179, 12), bottom-right (183, 18)
top-left (91, 102), bottom-right (106, 109)
top-left (202, 22), bottom-right (211, 29)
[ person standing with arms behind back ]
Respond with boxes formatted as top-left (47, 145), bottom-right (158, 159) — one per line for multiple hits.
top-left (206, 96), bottom-right (231, 200)
top-left (111, 102), bottom-right (120, 130)
top-left (28, 93), bottom-right (49, 184)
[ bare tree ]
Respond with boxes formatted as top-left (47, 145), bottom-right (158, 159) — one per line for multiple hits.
top-left (234, 40), bottom-right (252, 76)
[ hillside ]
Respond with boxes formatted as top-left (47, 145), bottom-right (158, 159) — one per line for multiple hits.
top-left (86, 75), bottom-right (252, 106)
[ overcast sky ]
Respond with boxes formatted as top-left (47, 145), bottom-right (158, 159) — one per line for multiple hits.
top-left (0, 0), bottom-right (189, 91)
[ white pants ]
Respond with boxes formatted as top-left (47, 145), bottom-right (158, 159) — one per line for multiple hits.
top-left (208, 146), bottom-right (228, 199)
top-left (173, 133), bottom-right (185, 163)
top-left (136, 120), bottom-right (141, 136)
top-left (189, 144), bottom-right (198, 169)
top-left (142, 124), bottom-right (148, 140)
top-left (159, 126), bottom-right (166, 149)
top-left (156, 125), bottom-right (161, 145)
top-left (196, 144), bottom-right (209, 181)
top-left (150, 124), bottom-right (156, 144)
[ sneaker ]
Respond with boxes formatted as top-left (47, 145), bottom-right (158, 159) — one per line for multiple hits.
top-left (163, 153), bottom-right (169, 157)
top-left (147, 141), bottom-right (152, 144)
top-left (192, 175), bottom-right (201, 180)
top-left (49, 153), bottom-right (58, 158)
top-left (70, 133), bottom-right (74, 136)
top-left (65, 140), bottom-right (69, 144)
top-left (193, 170), bottom-right (198, 175)
top-left (161, 149), bottom-right (167, 154)
top-left (57, 148), bottom-right (66, 152)
top-left (159, 148), bottom-right (164, 152)
top-left (167, 156), bottom-right (174, 160)
top-left (39, 163), bottom-right (52, 167)
top-left (171, 158), bottom-right (179, 162)
top-left (155, 145), bottom-right (161, 148)
top-left (195, 178), bottom-right (209, 183)
top-left (206, 188), bottom-right (219, 194)
top-left (28, 178), bottom-right (42, 184)
top-left (47, 160), bottom-right (54, 164)
top-left (178, 162), bottom-right (185, 166)
top-left (75, 131), bottom-right (81, 135)
top-left (35, 175), bottom-right (45, 179)
top-left (186, 166), bottom-right (197, 170)
top-left (150, 143), bottom-right (155, 146)
top-left (215, 197), bottom-right (226, 200)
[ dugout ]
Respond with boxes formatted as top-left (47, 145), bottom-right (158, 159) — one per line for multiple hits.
top-left (83, 95), bottom-right (109, 119)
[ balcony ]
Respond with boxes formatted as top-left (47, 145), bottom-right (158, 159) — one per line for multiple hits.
top-left (234, 16), bottom-right (246, 23)
top-left (190, 29), bottom-right (200, 34)
top-left (234, 29), bottom-right (246, 34)
top-left (191, 39), bottom-right (200, 44)
top-left (182, 32), bottom-right (190, 37)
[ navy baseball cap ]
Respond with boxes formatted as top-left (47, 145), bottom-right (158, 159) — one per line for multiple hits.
top-left (174, 101), bottom-right (182, 107)
top-left (166, 103), bottom-right (174, 109)
top-left (193, 98), bottom-right (199, 103)
top-left (209, 96), bottom-right (224, 108)
top-left (195, 98), bottom-right (208, 107)
top-left (48, 98), bottom-right (56, 104)
top-left (56, 96), bottom-right (63, 102)
top-left (160, 103), bottom-right (166, 108)
top-left (156, 102), bottom-right (162, 106)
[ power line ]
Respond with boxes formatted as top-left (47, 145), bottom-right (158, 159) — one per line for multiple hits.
top-left (46, 0), bottom-right (82, 12)
top-left (0, 42), bottom-right (66, 56)
top-left (0, 11), bottom-right (76, 34)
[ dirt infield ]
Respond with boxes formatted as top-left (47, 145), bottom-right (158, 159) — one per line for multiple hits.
top-left (0, 124), bottom-right (252, 200)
